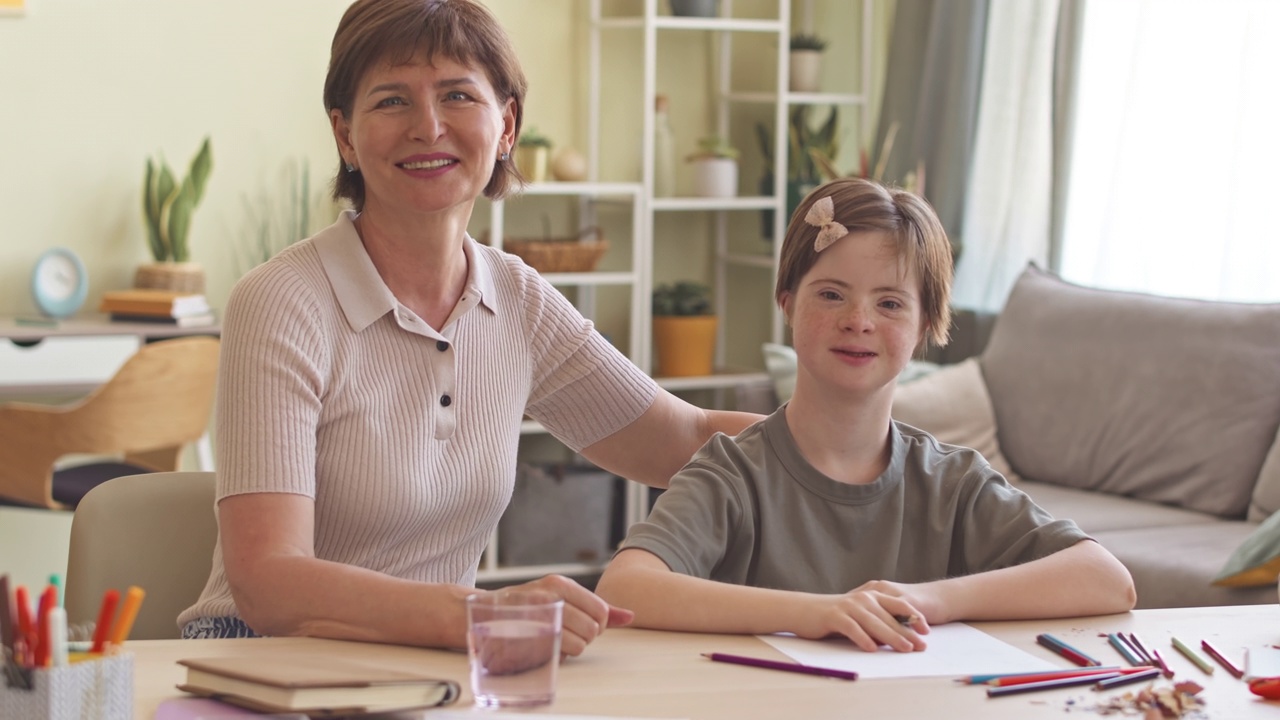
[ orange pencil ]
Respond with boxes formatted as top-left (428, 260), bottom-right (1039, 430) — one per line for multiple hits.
top-left (90, 589), bottom-right (120, 653)
top-left (107, 586), bottom-right (145, 647)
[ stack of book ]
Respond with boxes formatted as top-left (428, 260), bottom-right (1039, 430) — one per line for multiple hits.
top-left (98, 289), bottom-right (216, 327)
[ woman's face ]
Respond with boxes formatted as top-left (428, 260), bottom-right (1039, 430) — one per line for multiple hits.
top-left (330, 53), bottom-right (516, 221)
top-left (779, 231), bottom-right (925, 402)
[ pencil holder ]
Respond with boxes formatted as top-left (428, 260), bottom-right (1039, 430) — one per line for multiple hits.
top-left (0, 654), bottom-right (133, 720)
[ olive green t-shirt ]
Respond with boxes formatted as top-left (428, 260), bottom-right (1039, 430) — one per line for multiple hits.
top-left (620, 406), bottom-right (1089, 592)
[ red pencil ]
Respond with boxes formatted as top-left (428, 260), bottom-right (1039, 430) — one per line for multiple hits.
top-left (90, 589), bottom-right (120, 654)
top-left (989, 666), bottom-right (1152, 687)
top-left (34, 586), bottom-right (56, 667)
top-left (1036, 633), bottom-right (1101, 667)
top-left (14, 585), bottom-right (34, 666)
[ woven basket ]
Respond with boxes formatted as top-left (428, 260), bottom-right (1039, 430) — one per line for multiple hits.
top-left (134, 262), bottom-right (206, 294)
top-left (497, 227), bottom-right (608, 273)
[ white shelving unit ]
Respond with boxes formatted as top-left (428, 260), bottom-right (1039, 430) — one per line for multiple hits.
top-left (477, 0), bottom-right (874, 584)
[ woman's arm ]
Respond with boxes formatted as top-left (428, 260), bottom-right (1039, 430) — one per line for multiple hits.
top-left (596, 548), bottom-right (927, 653)
top-left (219, 493), bottom-right (629, 653)
top-left (867, 540), bottom-right (1136, 625)
top-left (579, 389), bottom-right (761, 488)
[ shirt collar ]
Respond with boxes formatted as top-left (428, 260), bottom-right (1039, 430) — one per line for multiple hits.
top-left (314, 210), bottom-right (499, 334)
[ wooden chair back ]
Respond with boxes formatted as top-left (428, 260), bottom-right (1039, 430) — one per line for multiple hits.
top-left (0, 336), bottom-right (220, 508)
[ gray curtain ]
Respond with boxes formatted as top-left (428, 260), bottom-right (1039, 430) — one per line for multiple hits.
top-left (1048, 0), bottom-right (1085, 273)
top-left (871, 0), bottom-right (989, 246)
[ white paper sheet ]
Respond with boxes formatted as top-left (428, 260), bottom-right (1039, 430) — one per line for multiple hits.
top-left (760, 623), bottom-right (1058, 680)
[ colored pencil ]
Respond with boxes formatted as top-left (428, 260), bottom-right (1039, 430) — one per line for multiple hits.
top-left (1127, 632), bottom-right (1156, 665)
top-left (1036, 633), bottom-right (1102, 667)
top-left (1200, 639), bottom-right (1244, 679)
top-left (1107, 633), bottom-right (1144, 666)
top-left (989, 667), bottom-right (1153, 687)
top-left (1150, 647), bottom-right (1174, 678)
top-left (1095, 666), bottom-right (1162, 690)
top-left (1171, 636), bottom-right (1214, 675)
top-left (702, 653), bottom-right (858, 681)
top-left (987, 672), bottom-right (1121, 697)
top-left (956, 666), bottom-right (1122, 684)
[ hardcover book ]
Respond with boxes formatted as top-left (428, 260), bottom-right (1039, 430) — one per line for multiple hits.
top-left (99, 289), bottom-right (211, 318)
top-left (176, 655), bottom-right (461, 716)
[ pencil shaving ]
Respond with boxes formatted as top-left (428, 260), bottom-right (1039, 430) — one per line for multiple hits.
top-left (1081, 680), bottom-right (1206, 718)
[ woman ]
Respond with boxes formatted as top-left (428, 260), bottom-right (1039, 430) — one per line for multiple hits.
top-left (177, 0), bottom-right (758, 655)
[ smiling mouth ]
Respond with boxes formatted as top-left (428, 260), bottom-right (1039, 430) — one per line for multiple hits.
top-left (836, 349), bottom-right (876, 358)
top-left (400, 159), bottom-right (456, 170)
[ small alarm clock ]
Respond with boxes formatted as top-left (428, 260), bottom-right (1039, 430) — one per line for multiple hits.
top-left (31, 247), bottom-right (89, 318)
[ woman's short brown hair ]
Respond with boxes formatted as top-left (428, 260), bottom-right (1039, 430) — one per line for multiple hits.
top-left (323, 0), bottom-right (527, 211)
top-left (774, 177), bottom-right (953, 351)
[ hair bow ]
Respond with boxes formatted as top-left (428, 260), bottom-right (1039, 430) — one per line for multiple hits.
top-left (804, 196), bottom-right (849, 252)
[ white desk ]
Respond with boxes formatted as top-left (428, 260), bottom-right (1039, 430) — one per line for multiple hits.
top-left (124, 605), bottom-right (1280, 719)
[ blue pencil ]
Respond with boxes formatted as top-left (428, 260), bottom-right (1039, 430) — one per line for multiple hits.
top-left (1107, 633), bottom-right (1144, 666)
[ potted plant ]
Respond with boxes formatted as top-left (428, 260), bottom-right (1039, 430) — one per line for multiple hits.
top-left (669, 0), bottom-right (718, 18)
top-left (137, 136), bottom-right (213, 293)
top-left (515, 127), bottom-right (552, 183)
top-left (686, 135), bottom-right (739, 198)
top-left (651, 281), bottom-right (716, 377)
top-left (789, 33), bottom-right (827, 92)
top-left (755, 105), bottom-right (839, 237)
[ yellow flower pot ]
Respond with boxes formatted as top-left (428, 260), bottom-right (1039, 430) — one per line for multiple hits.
top-left (653, 315), bottom-right (717, 377)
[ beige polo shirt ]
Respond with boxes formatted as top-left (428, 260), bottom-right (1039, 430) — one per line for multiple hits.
top-left (180, 211), bottom-right (658, 628)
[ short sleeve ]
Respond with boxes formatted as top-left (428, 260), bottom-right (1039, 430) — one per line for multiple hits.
top-left (515, 262), bottom-right (658, 450)
top-left (953, 465), bottom-right (1090, 574)
top-left (618, 438), bottom-right (753, 582)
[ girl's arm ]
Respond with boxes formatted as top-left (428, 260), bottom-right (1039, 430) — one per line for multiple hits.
top-left (596, 548), bottom-right (927, 653)
top-left (866, 540), bottom-right (1136, 625)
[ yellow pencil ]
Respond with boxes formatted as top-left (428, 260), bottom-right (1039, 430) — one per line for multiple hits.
top-left (1171, 635), bottom-right (1214, 675)
top-left (108, 586), bottom-right (146, 646)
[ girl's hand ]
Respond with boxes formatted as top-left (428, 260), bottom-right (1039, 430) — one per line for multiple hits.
top-left (791, 585), bottom-right (930, 653)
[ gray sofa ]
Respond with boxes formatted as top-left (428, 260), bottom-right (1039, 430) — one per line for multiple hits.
top-left (899, 265), bottom-right (1280, 608)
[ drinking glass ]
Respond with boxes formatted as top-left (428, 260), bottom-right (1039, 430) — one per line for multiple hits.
top-left (465, 590), bottom-right (564, 708)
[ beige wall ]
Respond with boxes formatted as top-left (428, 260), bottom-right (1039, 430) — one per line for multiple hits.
top-left (0, 0), bottom-right (891, 317)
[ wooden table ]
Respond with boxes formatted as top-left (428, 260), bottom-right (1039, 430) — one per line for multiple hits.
top-left (126, 605), bottom-right (1278, 719)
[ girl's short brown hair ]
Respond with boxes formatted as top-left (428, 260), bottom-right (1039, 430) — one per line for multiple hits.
top-left (324, 0), bottom-right (527, 211)
top-left (774, 177), bottom-right (953, 351)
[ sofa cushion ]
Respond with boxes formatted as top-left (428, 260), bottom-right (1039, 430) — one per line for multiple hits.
top-left (1214, 508), bottom-right (1280, 587)
top-left (1248, 425), bottom-right (1280, 522)
top-left (892, 359), bottom-right (1019, 483)
top-left (1016, 480), bottom-right (1220, 534)
top-left (1091, 523), bottom-right (1278, 608)
top-left (981, 265), bottom-right (1280, 519)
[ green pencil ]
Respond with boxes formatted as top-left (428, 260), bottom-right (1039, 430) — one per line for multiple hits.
top-left (1171, 636), bottom-right (1214, 675)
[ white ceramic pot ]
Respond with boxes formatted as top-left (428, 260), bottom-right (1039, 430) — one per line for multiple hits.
top-left (789, 50), bottom-right (823, 93)
top-left (692, 158), bottom-right (738, 198)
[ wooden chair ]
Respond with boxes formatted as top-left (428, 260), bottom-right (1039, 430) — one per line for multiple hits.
top-left (0, 336), bottom-right (219, 509)
top-left (65, 471), bottom-right (217, 640)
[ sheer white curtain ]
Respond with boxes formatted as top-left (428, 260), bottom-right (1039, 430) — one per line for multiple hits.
top-left (1060, 0), bottom-right (1280, 303)
top-left (952, 0), bottom-right (1061, 311)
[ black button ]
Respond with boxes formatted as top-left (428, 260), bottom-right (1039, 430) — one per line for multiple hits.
top-left (436, 340), bottom-right (449, 352)
top-left (440, 394), bottom-right (452, 407)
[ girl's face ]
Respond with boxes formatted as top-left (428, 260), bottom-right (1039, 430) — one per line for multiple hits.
top-left (779, 230), bottom-right (926, 401)
top-left (330, 53), bottom-right (516, 222)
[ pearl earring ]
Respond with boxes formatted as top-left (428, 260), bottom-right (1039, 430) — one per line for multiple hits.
top-left (345, 162), bottom-right (356, 173)
top-left (498, 152), bottom-right (509, 162)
